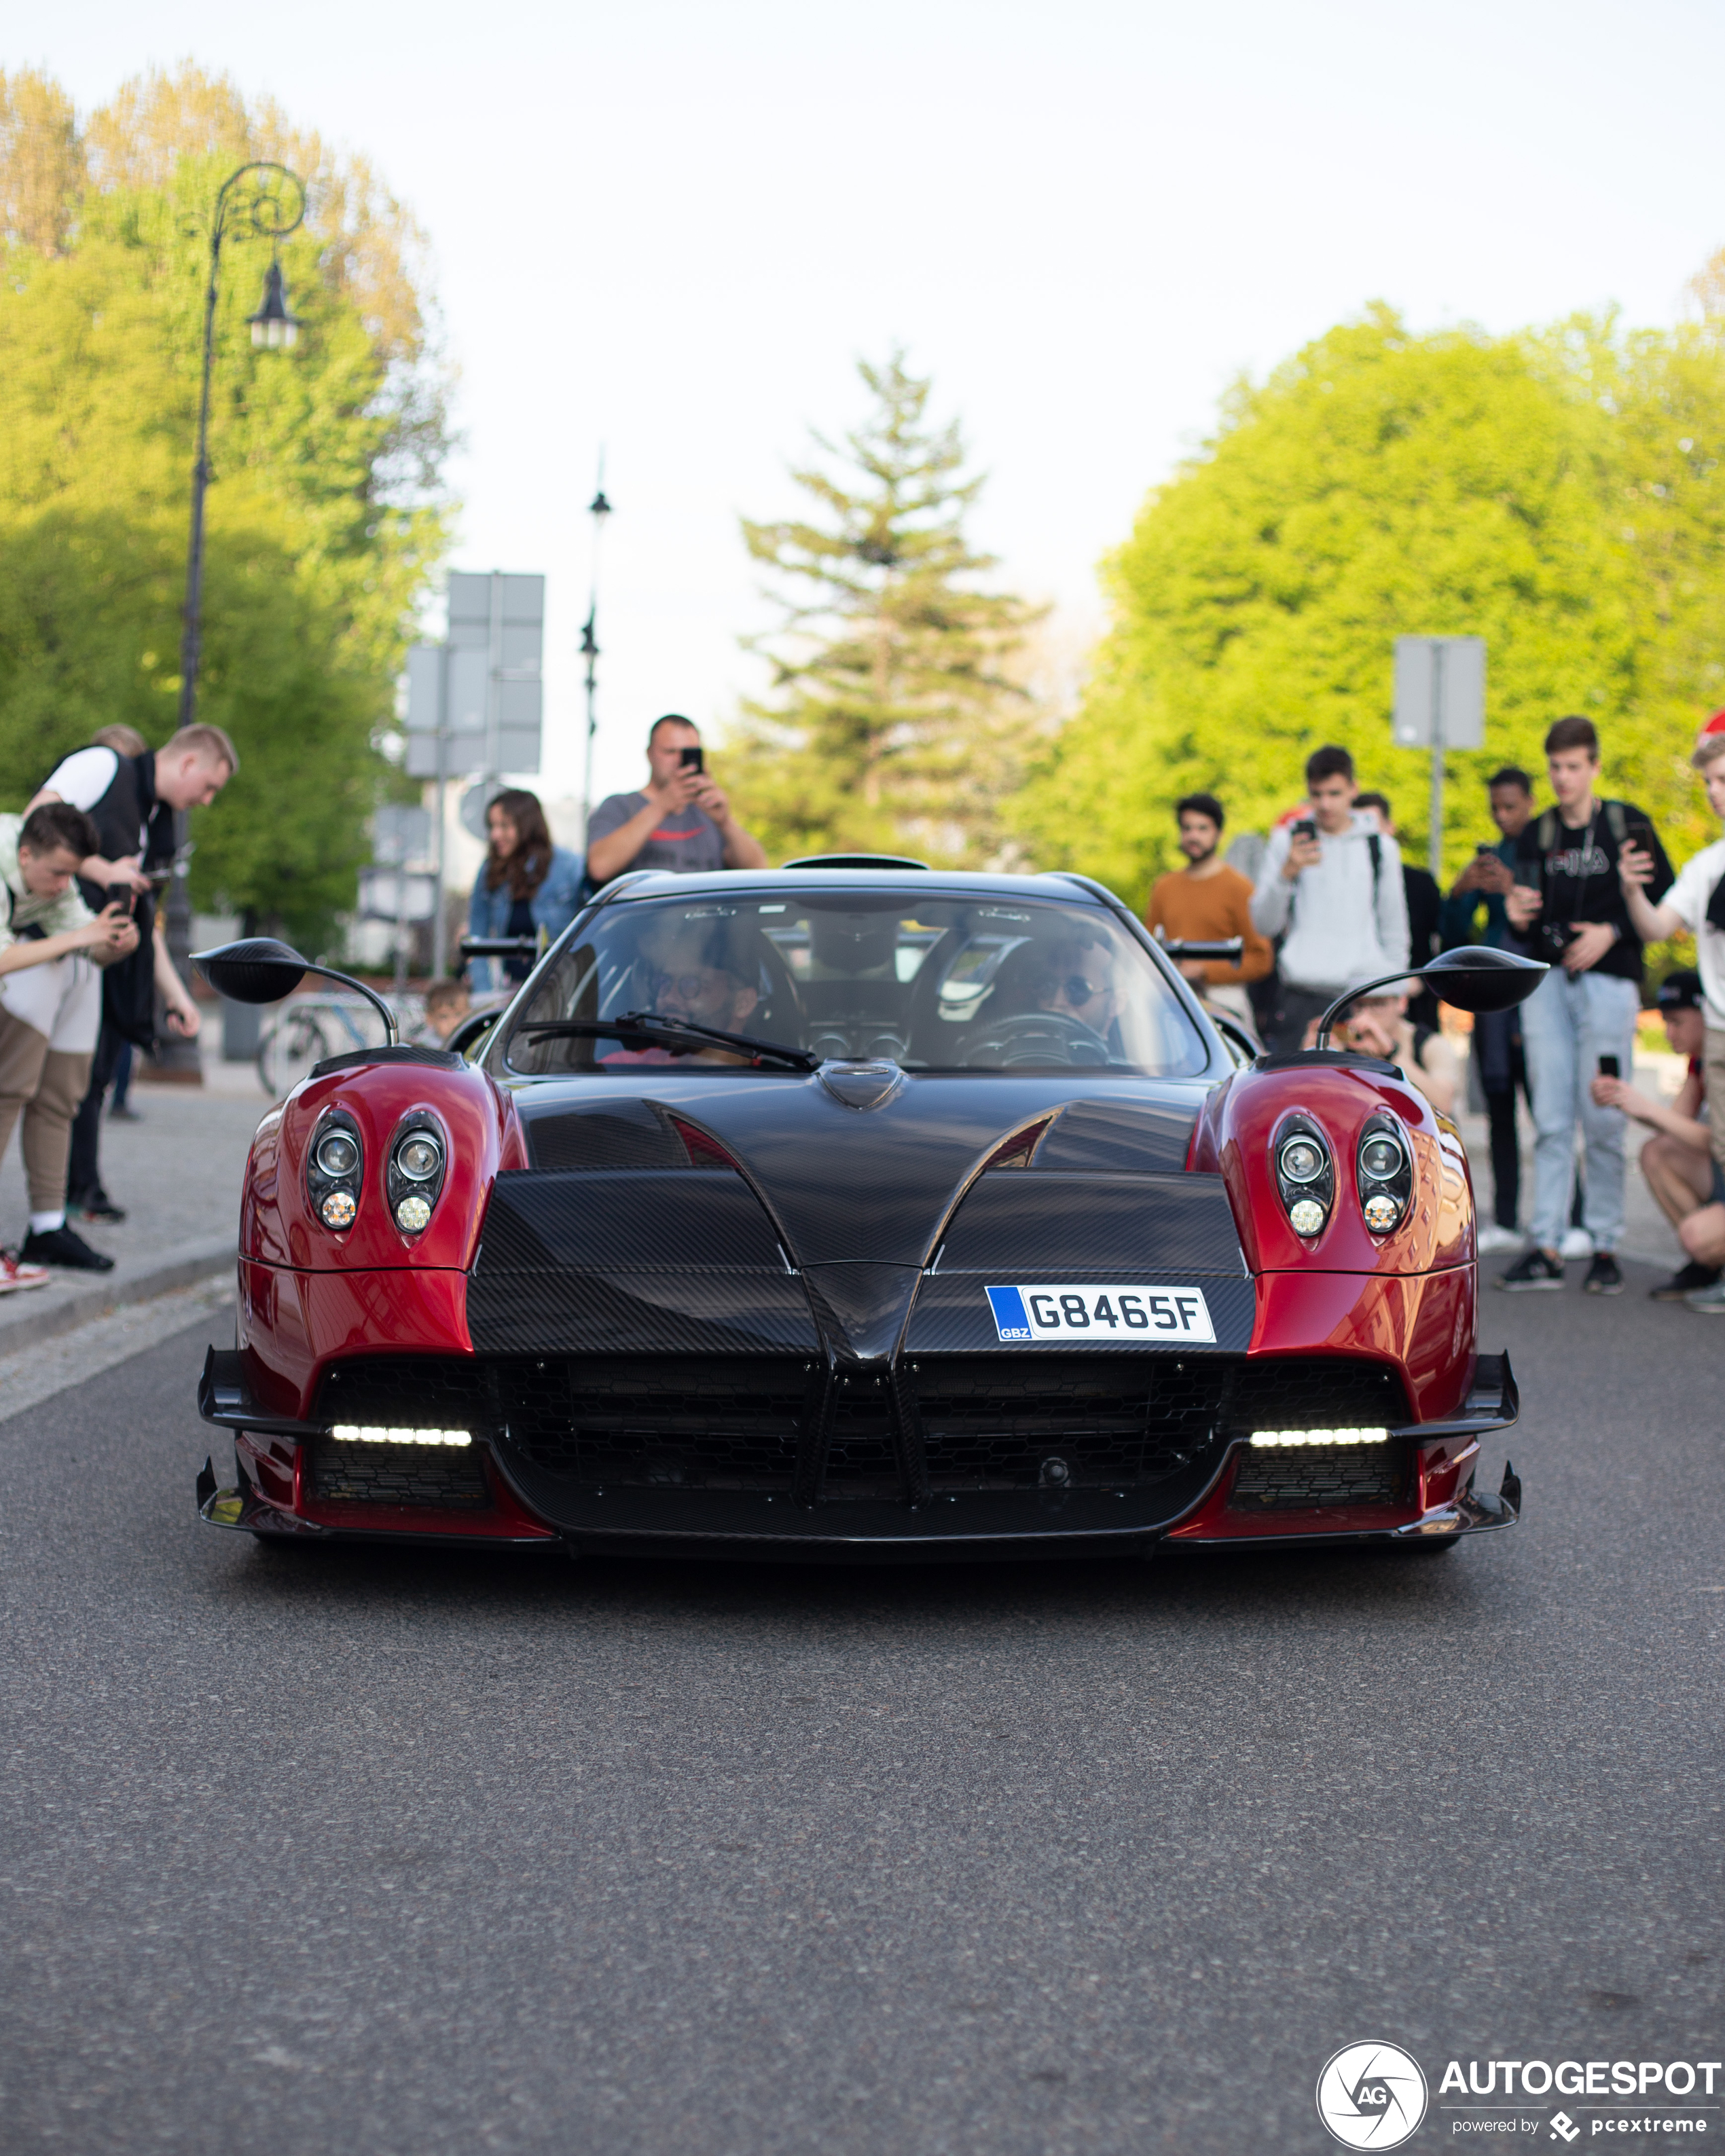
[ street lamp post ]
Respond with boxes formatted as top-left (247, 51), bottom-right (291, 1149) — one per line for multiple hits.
top-left (578, 464), bottom-right (613, 856)
top-left (160, 162), bottom-right (306, 1080)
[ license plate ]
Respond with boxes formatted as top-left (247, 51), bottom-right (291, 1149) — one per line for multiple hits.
top-left (984, 1283), bottom-right (1216, 1344)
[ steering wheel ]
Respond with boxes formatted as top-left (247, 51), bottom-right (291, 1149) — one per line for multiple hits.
top-left (962, 1010), bottom-right (1112, 1068)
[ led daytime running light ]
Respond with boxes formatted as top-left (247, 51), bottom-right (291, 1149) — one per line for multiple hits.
top-left (329, 1425), bottom-right (472, 1447)
top-left (1248, 1427), bottom-right (1390, 1448)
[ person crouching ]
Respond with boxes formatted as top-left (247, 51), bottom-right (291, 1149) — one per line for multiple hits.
top-left (0, 804), bottom-right (141, 1275)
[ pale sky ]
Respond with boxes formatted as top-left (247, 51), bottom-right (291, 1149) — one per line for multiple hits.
top-left (24, 0), bottom-right (1725, 820)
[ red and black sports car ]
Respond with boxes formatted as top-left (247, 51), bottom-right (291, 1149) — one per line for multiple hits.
top-left (194, 864), bottom-right (1539, 1562)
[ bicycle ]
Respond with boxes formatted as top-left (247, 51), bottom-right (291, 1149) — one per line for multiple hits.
top-left (257, 990), bottom-right (422, 1097)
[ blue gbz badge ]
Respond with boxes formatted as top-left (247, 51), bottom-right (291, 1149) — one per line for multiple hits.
top-left (985, 1283), bottom-right (1216, 1345)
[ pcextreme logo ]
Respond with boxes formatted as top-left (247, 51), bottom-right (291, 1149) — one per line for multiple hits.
top-left (1317, 2042), bottom-right (1430, 2149)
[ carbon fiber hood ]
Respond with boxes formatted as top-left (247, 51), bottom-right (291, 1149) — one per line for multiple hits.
top-left (509, 1070), bottom-right (1207, 1266)
top-left (467, 1072), bottom-right (1252, 1366)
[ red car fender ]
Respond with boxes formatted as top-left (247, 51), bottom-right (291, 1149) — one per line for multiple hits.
top-left (236, 1060), bottom-right (527, 1416)
top-left (240, 1063), bottom-right (513, 1272)
top-left (1207, 1061), bottom-right (1474, 1277)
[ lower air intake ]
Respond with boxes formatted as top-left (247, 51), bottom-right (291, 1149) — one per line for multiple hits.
top-left (1228, 1444), bottom-right (1407, 1512)
top-left (309, 1441), bottom-right (491, 1508)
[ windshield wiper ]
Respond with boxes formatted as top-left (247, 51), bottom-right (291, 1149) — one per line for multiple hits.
top-left (518, 1010), bottom-right (821, 1072)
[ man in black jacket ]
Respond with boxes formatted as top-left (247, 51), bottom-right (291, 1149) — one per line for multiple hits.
top-left (29, 724), bottom-right (236, 1224)
top-left (1498, 715), bottom-right (1673, 1296)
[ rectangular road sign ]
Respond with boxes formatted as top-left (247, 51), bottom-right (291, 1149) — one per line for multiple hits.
top-left (1393, 635), bottom-right (1485, 750)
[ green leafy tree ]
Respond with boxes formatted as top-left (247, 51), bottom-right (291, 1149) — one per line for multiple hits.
top-left (725, 353), bottom-right (1044, 865)
top-left (0, 66), bottom-right (450, 948)
top-left (1013, 302), bottom-right (1725, 909)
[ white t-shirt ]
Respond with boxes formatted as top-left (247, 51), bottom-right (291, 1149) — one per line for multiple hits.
top-left (1661, 835), bottom-right (1725, 1029)
top-left (42, 746), bottom-right (148, 855)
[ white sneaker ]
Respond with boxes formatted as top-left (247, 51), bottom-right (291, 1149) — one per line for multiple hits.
top-left (1559, 1226), bottom-right (1594, 1261)
top-left (0, 1247), bottom-right (50, 1294)
top-left (1476, 1224), bottom-right (1521, 1252)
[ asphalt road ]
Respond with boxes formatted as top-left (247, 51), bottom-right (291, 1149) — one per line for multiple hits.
top-left (1, 1267), bottom-right (1720, 2155)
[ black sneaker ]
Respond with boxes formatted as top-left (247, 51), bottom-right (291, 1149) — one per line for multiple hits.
top-left (68, 1188), bottom-right (126, 1225)
top-left (1495, 1246), bottom-right (1566, 1291)
top-left (1584, 1251), bottom-right (1624, 1296)
top-left (20, 1223), bottom-right (115, 1273)
top-left (1650, 1260), bottom-right (1722, 1301)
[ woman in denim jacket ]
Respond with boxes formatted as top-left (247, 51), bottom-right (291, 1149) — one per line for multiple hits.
top-left (465, 789), bottom-right (588, 991)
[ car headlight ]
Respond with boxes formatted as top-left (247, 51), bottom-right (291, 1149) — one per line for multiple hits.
top-left (1356, 1113), bottom-right (1414, 1236)
top-left (386, 1112), bottom-right (448, 1237)
top-left (307, 1110), bottom-right (363, 1232)
top-left (1272, 1114), bottom-right (1334, 1239)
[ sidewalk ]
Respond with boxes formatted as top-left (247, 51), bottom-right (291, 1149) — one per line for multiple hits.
top-left (0, 1058), bottom-right (266, 1356)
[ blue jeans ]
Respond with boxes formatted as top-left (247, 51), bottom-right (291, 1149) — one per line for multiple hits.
top-left (1519, 966), bottom-right (1639, 1252)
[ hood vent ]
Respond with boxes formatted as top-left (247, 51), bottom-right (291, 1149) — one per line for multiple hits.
top-left (818, 1059), bottom-right (905, 1112)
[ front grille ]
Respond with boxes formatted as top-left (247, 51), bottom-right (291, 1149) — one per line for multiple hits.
top-left (308, 1351), bottom-right (1416, 1512)
top-left (909, 1355), bottom-right (1218, 1490)
top-left (507, 1355), bottom-right (817, 1491)
top-left (309, 1441), bottom-right (491, 1508)
top-left (1228, 1444), bottom-right (1407, 1512)
top-left (824, 1368), bottom-right (899, 1496)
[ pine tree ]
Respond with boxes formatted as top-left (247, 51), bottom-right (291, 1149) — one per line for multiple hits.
top-left (725, 353), bottom-right (1044, 866)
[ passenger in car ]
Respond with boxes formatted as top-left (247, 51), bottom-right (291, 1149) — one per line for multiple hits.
top-left (1032, 935), bottom-right (1124, 1038)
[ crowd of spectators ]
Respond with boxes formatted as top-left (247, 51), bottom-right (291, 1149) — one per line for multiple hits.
top-left (9, 690), bottom-right (1720, 1320)
top-left (1161, 712), bottom-right (1725, 1309)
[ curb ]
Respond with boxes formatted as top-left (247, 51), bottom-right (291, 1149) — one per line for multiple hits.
top-left (0, 1238), bottom-right (236, 1357)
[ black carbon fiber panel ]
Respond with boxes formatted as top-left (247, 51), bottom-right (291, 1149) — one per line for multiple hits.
top-left (1229, 1443), bottom-right (1409, 1510)
top-left (466, 1268), bottom-right (818, 1356)
top-left (474, 1168), bottom-right (785, 1273)
top-left (907, 1354), bottom-right (1218, 1489)
top-left (904, 1271), bottom-right (1256, 1354)
top-left (309, 1440), bottom-right (491, 1507)
top-left (520, 1099), bottom-right (691, 1170)
top-left (1034, 1098), bottom-right (1197, 1173)
top-left (936, 1172), bottom-right (1245, 1275)
top-left (801, 1263), bottom-right (920, 1361)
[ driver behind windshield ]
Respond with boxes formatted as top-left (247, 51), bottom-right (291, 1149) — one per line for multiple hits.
top-left (604, 916), bottom-right (761, 1066)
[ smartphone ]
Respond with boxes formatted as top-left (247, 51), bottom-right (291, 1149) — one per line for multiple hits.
top-left (1476, 841), bottom-right (1497, 855)
top-left (1597, 1054), bottom-right (1620, 1080)
top-left (679, 745), bottom-right (705, 776)
top-left (1624, 820), bottom-right (1655, 856)
top-left (1292, 818), bottom-right (1317, 843)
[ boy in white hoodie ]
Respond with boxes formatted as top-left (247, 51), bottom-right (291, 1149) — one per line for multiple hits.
top-left (1250, 745), bottom-right (1411, 1053)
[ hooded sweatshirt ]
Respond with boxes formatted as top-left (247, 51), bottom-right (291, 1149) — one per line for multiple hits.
top-left (1249, 811), bottom-right (1411, 993)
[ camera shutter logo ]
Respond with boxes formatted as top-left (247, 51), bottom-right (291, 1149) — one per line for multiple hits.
top-left (1315, 2042), bottom-right (1429, 2149)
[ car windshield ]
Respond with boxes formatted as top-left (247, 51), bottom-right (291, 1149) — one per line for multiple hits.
top-left (498, 890), bottom-right (1209, 1077)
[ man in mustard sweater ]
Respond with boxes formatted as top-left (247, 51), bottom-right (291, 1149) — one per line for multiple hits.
top-left (1146, 794), bottom-right (1273, 1029)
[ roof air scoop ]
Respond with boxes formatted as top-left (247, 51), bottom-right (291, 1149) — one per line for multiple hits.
top-left (818, 1059), bottom-right (905, 1112)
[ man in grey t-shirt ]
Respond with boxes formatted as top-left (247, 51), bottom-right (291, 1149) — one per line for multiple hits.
top-left (586, 714), bottom-right (767, 883)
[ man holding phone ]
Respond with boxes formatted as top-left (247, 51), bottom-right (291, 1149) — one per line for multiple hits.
top-left (29, 723), bottom-right (234, 1226)
top-left (585, 715), bottom-right (767, 884)
top-left (1249, 745), bottom-right (1409, 1054)
top-left (1497, 715), bottom-right (1671, 1295)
